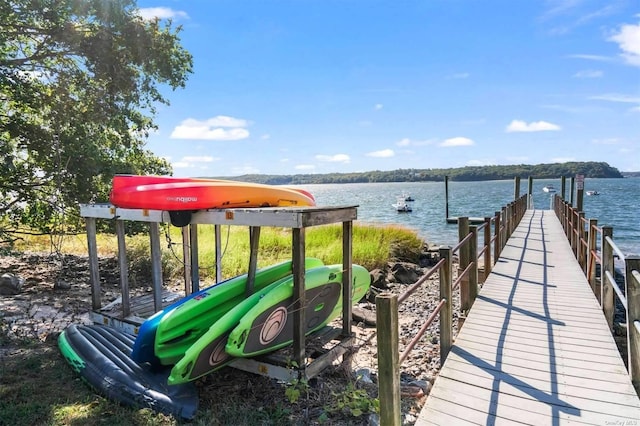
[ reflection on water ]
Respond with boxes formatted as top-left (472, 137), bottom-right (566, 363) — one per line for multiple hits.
top-left (295, 178), bottom-right (640, 255)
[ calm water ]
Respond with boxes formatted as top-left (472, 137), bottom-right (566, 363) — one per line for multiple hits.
top-left (295, 178), bottom-right (640, 256)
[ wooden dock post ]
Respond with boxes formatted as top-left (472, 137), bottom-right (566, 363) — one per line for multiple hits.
top-left (444, 175), bottom-right (450, 221)
top-left (376, 293), bottom-right (401, 426)
top-left (625, 256), bottom-right (640, 392)
top-left (439, 247), bottom-right (453, 365)
top-left (587, 218), bottom-right (598, 297)
top-left (601, 226), bottom-right (615, 330)
top-left (469, 225), bottom-right (479, 304)
top-left (458, 217), bottom-right (471, 312)
top-left (484, 216), bottom-right (492, 279)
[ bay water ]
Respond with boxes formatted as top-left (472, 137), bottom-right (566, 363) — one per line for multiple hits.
top-left (296, 178), bottom-right (640, 257)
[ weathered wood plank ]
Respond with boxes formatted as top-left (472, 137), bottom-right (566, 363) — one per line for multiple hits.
top-left (417, 209), bottom-right (640, 425)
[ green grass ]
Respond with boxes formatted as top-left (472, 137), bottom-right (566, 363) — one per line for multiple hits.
top-left (12, 223), bottom-right (424, 282)
top-left (2, 223), bottom-right (423, 425)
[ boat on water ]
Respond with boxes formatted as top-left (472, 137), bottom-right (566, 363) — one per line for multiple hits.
top-left (392, 197), bottom-right (413, 212)
top-left (542, 185), bottom-right (557, 193)
top-left (402, 192), bottom-right (415, 202)
top-left (586, 190), bottom-right (600, 196)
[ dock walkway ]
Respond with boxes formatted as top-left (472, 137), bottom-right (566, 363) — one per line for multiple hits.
top-left (417, 209), bottom-right (640, 425)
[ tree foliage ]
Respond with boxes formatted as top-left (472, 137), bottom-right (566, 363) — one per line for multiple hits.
top-left (228, 161), bottom-right (624, 185)
top-left (0, 0), bottom-right (192, 243)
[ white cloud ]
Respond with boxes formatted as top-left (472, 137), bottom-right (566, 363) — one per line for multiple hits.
top-left (374, 104), bottom-right (383, 110)
top-left (589, 93), bottom-right (640, 103)
top-left (573, 69), bottom-right (603, 78)
top-left (181, 156), bottom-right (218, 163)
top-left (396, 138), bottom-right (435, 147)
top-left (172, 161), bottom-right (190, 169)
top-left (261, 134), bottom-right (271, 140)
top-left (295, 164), bottom-right (316, 170)
top-left (608, 20), bottom-right (640, 67)
top-left (138, 7), bottom-right (189, 20)
top-left (567, 54), bottom-right (613, 62)
top-left (171, 116), bottom-right (250, 140)
top-left (440, 137), bottom-right (474, 147)
top-left (365, 149), bottom-right (394, 158)
top-left (505, 120), bottom-right (561, 132)
top-left (632, 106), bottom-right (640, 113)
top-left (315, 154), bottom-right (350, 163)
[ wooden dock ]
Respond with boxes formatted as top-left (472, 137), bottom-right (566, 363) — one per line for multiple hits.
top-left (417, 209), bottom-right (640, 424)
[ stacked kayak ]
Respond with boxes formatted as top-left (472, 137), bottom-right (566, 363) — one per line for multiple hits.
top-left (58, 259), bottom-right (371, 416)
top-left (109, 174), bottom-right (316, 211)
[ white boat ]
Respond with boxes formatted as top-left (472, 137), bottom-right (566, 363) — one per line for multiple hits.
top-left (542, 185), bottom-right (556, 193)
top-left (392, 197), bottom-right (412, 212)
top-left (586, 190), bottom-right (600, 196)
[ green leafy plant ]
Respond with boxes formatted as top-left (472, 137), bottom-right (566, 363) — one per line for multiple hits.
top-left (327, 381), bottom-right (379, 417)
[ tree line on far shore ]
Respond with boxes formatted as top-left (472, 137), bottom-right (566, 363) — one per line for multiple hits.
top-left (218, 161), bottom-right (625, 185)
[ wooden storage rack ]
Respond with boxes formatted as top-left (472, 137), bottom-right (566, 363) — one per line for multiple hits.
top-left (79, 203), bottom-right (359, 380)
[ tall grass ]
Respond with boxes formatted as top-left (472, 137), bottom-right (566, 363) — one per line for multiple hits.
top-left (12, 223), bottom-right (425, 281)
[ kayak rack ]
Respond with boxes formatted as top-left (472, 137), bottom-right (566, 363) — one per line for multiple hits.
top-left (79, 203), bottom-right (360, 381)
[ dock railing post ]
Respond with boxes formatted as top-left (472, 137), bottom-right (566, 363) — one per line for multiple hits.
top-left (577, 212), bottom-right (585, 265)
top-left (458, 217), bottom-right (471, 313)
top-left (484, 217), bottom-right (492, 279)
top-left (587, 219), bottom-right (598, 296)
top-left (625, 256), bottom-right (640, 392)
top-left (376, 293), bottom-right (401, 426)
top-left (501, 206), bottom-right (507, 251)
top-left (601, 226), bottom-right (615, 330)
top-left (469, 225), bottom-right (479, 305)
top-left (439, 247), bottom-right (453, 365)
top-left (493, 211), bottom-right (501, 262)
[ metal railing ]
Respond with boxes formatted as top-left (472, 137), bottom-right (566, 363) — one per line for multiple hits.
top-left (375, 194), bottom-right (529, 425)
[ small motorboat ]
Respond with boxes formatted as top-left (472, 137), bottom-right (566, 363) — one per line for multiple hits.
top-left (402, 192), bottom-right (415, 202)
top-left (586, 190), bottom-right (600, 196)
top-left (542, 185), bottom-right (556, 193)
top-left (392, 197), bottom-right (412, 212)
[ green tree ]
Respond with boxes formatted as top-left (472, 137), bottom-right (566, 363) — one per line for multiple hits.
top-left (0, 0), bottom-right (192, 243)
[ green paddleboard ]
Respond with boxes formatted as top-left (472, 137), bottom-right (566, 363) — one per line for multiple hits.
top-left (169, 264), bottom-right (370, 384)
top-left (154, 258), bottom-right (324, 365)
top-left (225, 264), bottom-right (371, 359)
top-left (168, 274), bottom-right (292, 384)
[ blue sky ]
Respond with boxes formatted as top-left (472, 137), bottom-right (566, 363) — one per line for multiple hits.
top-left (136, 0), bottom-right (640, 176)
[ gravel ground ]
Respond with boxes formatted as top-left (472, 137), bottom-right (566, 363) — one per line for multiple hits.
top-left (0, 251), bottom-right (462, 425)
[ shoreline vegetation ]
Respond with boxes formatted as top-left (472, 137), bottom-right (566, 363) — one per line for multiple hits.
top-left (0, 223), bottom-right (434, 425)
top-left (208, 161), bottom-right (628, 185)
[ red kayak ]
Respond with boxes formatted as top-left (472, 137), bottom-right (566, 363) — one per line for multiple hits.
top-left (109, 175), bottom-right (315, 211)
